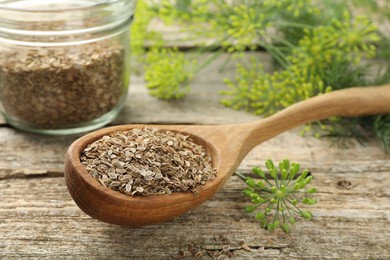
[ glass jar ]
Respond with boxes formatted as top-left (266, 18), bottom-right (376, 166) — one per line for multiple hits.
top-left (0, 0), bottom-right (134, 134)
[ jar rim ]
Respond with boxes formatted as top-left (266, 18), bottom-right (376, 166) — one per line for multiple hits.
top-left (0, 0), bottom-right (128, 13)
top-left (0, 0), bottom-right (134, 44)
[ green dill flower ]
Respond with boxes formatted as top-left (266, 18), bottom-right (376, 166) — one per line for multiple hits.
top-left (221, 59), bottom-right (266, 112)
top-left (130, 0), bottom-right (163, 59)
top-left (221, 58), bottom-right (331, 116)
top-left (238, 159), bottom-right (317, 233)
top-left (158, 0), bottom-right (210, 24)
top-left (222, 11), bottom-right (379, 116)
top-left (334, 11), bottom-right (380, 63)
top-left (223, 4), bottom-right (266, 52)
top-left (292, 11), bottom-right (379, 67)
top-left (263, 0), bottom-right (317, 17)
top-left (144, 47), bottom-right (195, 100)
top-left (158, 1), bottom-right (269, 53)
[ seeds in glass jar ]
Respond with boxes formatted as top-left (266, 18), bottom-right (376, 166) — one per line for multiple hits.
top-left (0, 42), bottom-right (126, 129)
top-left (80, 128), bottom-right (217, 196)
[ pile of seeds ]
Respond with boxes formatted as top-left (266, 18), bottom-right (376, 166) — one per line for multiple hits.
top-left (80, 128), bottom-right (217, 196)
top-left (0, 42), bottom-right (126, 129)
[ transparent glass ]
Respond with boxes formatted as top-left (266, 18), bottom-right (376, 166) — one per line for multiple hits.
top-left (0, 0), bottom-right (134, 134)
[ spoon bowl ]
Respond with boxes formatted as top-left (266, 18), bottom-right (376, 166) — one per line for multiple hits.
top-left (65, 124), bottom-right (225, 226)
top-left (65, 85), bottom-right (390, 226)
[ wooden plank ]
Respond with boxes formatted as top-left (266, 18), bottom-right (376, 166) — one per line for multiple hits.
top-left (0, 51), bottom-right (389, 258)
top-left (1, 129), bottom-right (389, 259)
top-left (1, 165), bottom-right (389, 258)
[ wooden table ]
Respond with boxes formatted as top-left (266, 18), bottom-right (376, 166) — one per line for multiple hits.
top-left (1, 54), bottom-right (390, 259)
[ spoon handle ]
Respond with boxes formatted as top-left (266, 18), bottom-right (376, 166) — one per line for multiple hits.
top-left (246, 84), bottom-right (390, 144)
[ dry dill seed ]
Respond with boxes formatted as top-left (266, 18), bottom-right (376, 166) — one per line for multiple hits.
top-left (0, 41), bottom-right (126, 129)
top-left (80, 128), bottom-right (217, 196)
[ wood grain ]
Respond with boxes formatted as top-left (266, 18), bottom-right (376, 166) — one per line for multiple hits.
top-left (1, 51), bottom-right (390, 258)
top-left (64, 85), bottom-right (390, 227)
top-left (1, 131), bottom-right (390, 259)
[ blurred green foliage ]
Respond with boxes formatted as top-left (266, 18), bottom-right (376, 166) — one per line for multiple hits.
top-left (130, 0), bottom-right (390, 153)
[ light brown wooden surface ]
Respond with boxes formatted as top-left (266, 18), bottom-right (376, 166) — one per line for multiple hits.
top-left (65, 85), bottom-right (390, 227)
top-left (1, 54), bottom-right (390, 259)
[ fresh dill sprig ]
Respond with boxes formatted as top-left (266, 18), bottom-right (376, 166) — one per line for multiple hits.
top-left (221, 11), bottom-right (379, 116)
top-left (130, 0), bottom-right (390, 153)
top-left (144, 47), bottom-right (195, 100)
top-left (236, 159), bottom-right (317, 233)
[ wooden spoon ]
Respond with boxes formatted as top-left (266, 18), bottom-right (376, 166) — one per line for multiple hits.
top-left (65, 85), bottom-right (390, 226)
